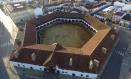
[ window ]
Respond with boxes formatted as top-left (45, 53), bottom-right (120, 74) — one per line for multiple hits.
top-left (86, 75), bottom-right (89, 77)
top-left (17, 64), bottom-right (20, 67)
top-left (72, 20), bottom-right (74, 22)
top-left (102, 47), bottom-right (107, 54)
top-left (76, 20), bottom-right (78, 22)
top-left (81, 74), bottom-right (83, 77)
top-left (49, 21), bottom-right (52, 24)
top-left (47, 23), bottom-right (50, 25)
top-left (65, 72), bottom-right (67, 73)
top-left (90, 28), bottom-right (93, 31)
top-left (44, 68), bottom-right (47, 72)
top-left (56, 71), bottom-right (60, 74)
top-left (93, 30), bottom-right (96, 33)
top-left (30, 67), bottom-right (33, 69)
top-left (72, 73), bottom-right (75, 77)
top-left (23, 65), bottom-right (25, 67)
top-left (86, 24), bottom-right (89, 27)
top-left (81, 20), bottom-right (84, 23)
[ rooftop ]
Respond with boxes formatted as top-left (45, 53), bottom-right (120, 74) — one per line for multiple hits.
top-left (114, 12), bottom-right (125, 16)
top-left (22, 12), bottom-right (110, 55)
top-left (122, 13), bottom-right (131, 21)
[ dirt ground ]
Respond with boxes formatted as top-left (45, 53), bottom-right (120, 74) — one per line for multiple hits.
top-left (40, 23), bottom-right (93, 48)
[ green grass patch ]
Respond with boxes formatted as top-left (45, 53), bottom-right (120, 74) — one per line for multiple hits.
top-left (40, 23), bottom-right (94, 48)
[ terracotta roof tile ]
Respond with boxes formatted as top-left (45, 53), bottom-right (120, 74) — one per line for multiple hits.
top-left (81, 29), bottom-right (111, 55)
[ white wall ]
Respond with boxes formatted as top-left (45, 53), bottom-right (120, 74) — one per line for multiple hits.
top-left (9, 0), bottom-right (32, 3)
top-left (56, 66), bottom-right (98, 79)
top-left (11, 61), bottom-right (97, 79)
top-left (12, 61), bottom-right (45, 71)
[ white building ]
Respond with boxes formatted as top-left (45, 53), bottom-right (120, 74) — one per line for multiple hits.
top-left (7, 0), bottom-right (32, 3)
top-left (112, 11), bottom-right (126, 23)
top-left (0, 9), bottom-right (18, 45)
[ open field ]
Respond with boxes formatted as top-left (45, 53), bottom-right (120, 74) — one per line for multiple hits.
top-left (40, 23), bottom-right (93, 48)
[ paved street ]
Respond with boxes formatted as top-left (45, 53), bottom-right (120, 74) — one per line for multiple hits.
top-left (100, 30), bottom-right (130, 79)
top-left (119, 50), bottom-right (131, 79)
top-left (10, 8), bottom-right (35, 24)
top-left (119, 30), bottom-right (131, 79)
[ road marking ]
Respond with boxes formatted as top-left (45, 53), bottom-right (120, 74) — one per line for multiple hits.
top-left (114, 47), bottom-right (128, 57)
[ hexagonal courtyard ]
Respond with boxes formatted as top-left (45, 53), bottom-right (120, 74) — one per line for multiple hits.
top-left (39, 23), bottom-right (94, 48)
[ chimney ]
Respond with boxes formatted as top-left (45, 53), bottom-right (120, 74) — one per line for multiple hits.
top-left (111, 34), bottom-right (115, 40)
top-left (89, 60), bottom-right (93, 70)
top-left (93, 59), bottom-right (100, 67)
top-left (31, 53), bottom-right (36, 61)
top-left (69, 57), bottom-right (73, 66)
top-left (102, 47), bottom-right (107, 54)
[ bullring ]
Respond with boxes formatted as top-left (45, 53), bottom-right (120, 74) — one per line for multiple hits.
top-left (10, 12), bottom-right (118, 79)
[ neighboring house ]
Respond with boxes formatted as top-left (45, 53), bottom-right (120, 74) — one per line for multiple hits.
top-left (45, 0), bottom-right (64, 5)
top-left (112, 11), bottom-right (126, 23)
top-left (120, 13), bottom-right (131, 27)
top-left (0, 0), bottom-right (4, 4)
top-left (34, 7), bottom-right (43, 17)
top-left (43, 0), bottom-right (82, 6)
top-left (8, 0), bottom-right (32, 3)
top-left (113, 1), bottom-right (131, 11)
